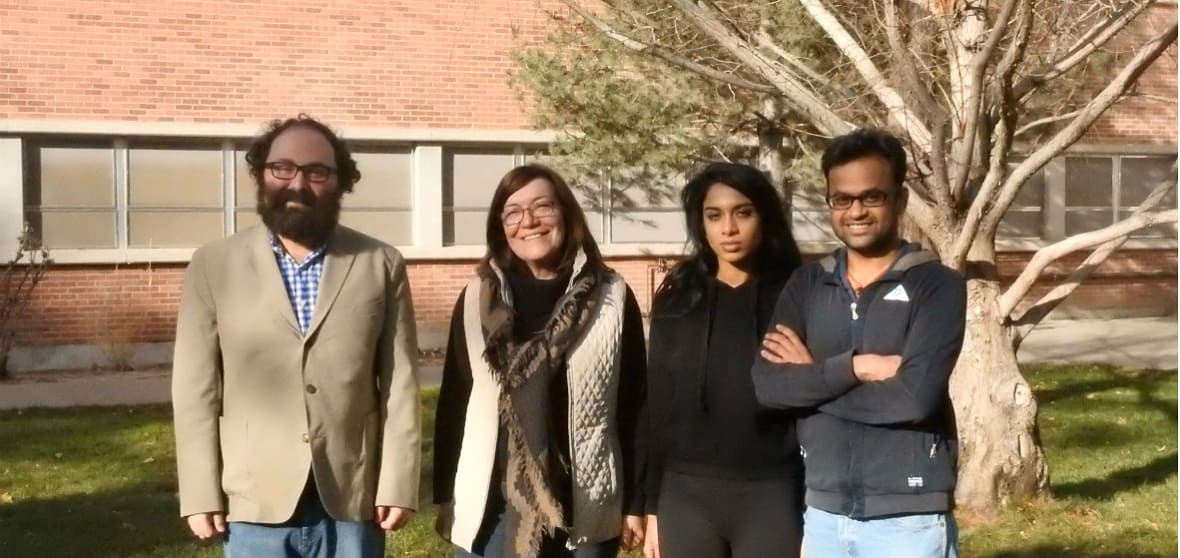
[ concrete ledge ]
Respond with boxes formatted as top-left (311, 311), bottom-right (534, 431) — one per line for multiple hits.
top-left (9, 342), bottom-right (173, 374)
top-left (9, 328), bottom-right (451, 375)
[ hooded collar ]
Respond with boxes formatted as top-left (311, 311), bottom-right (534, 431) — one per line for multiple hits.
top-left (820, 242), bottom-right (940, 286)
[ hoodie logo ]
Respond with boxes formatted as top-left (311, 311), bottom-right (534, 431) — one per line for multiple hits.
top-left (883, 285), bottom-right (910, 302)
top-left (907, 476), bottom-right (924, 488)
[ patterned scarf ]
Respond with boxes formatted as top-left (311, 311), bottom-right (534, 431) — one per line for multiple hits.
top-left (479, 260), bottom-right (603, 558)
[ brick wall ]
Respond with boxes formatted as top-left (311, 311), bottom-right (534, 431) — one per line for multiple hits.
top-left (0, 1), bottom-right (1174, 145)
top-left (1084, 4), bottom-right (1178, 145)
top-left (16, 249), bottom-right (1176, 348)
top-left (20, 264), bottom-right (184, 346)
top-left (0, 0), bottom-right (562, 128)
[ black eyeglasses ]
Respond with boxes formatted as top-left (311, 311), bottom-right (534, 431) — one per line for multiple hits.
top-left (502, 200), bottom-right (559, 226)
top-left (826, 189), bottom-right (892, 210)
top-left (264, 161), bottom-right (337, 183)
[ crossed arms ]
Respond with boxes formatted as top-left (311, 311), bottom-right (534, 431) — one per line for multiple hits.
top-left (751, 270), bottom-right (966, 426)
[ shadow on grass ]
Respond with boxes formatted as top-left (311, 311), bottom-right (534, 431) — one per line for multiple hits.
top-left (1050, 421), bottom-right (1155, 450)
top-left (1034, 367), bottom-right (1177, 424)
top-left (1054, 452), bottom-right (1178, 501)
top-left (0, 479), bottom-right (206, 558)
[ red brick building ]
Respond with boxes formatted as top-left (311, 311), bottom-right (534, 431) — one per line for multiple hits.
top-left (1, 1), bottom-right (1175, 371)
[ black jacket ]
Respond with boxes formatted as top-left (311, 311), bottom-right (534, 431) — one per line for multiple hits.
top-left (645, 272), bottom-right (803, 513)
top-left (751, 245), bottom-right (966, 519)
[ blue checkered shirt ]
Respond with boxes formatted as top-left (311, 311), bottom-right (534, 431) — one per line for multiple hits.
top-left (269, 233), bottom-right (326, 334)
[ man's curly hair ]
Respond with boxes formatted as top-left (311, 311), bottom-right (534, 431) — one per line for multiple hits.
top-left (244, 114), bottom-right (361, 193)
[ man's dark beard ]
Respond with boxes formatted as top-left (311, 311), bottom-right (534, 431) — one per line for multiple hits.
top-left (256, 186), bottom-right (342, 247)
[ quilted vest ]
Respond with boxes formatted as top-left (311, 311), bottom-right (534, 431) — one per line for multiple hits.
top-left (447, 265), bottom-right (627, 551)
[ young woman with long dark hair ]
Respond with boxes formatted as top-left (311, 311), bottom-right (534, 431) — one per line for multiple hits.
top-left (643, 162), bottom-right (805, 558)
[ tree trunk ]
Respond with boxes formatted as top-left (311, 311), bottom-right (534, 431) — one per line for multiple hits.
top-left (950, 244), bottom-right (1051, 515)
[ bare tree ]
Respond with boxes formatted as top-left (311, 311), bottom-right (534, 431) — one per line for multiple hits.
top-left (522, 0), bottom-right (1178, 514)
top-left (0, 224), bottom-right (51, 377)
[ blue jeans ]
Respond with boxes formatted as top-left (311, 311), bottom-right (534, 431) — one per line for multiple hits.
top-left (802, 507), bottom-right (957, 558)
top-left (455, 512), bottom-right (619, 558)
top-left (223, 490), bottom-right (385, 558)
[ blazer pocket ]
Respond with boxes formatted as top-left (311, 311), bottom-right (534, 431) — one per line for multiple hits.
top-left (218, 415), bottom-right (253, 497)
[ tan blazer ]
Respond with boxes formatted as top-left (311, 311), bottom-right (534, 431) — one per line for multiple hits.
top-left (171, 225), bottom-right (421, 523)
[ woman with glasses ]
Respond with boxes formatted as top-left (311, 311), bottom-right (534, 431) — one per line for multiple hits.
top-left (642, 162), bottom-right (805, 558)
top-left (433, 164), bottom-right (648, 558)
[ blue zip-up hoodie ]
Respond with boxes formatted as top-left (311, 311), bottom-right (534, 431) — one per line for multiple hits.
top-left (751, 244), bottom-right (966, 518)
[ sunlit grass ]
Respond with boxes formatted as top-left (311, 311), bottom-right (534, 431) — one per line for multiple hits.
top-left (0, 366), bottom-right (1174, 557)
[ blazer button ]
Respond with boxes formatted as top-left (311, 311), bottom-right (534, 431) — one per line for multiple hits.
top-left (305, 384), bottom-right (317, 394)
top-left (301, 433), bottom-right (310, 443)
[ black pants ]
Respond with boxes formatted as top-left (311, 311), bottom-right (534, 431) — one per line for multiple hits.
top-left (657, 471), bottom-right (803, 558)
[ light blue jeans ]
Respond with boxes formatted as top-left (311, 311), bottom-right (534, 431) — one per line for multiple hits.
top-left (223, 490), bottom-right (385, 558)
top-left (802, 507), bottom-right (958, 558)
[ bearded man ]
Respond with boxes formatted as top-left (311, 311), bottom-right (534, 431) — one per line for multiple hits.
top-left (171, 114), bottom-right (422, 558)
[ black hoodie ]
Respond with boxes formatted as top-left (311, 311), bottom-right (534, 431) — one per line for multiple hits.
top-left (751, 245), bottom-right (966, 519)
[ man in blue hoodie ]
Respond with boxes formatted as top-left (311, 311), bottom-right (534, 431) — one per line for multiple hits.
top-left (752, 128), bottom-right (966, 558)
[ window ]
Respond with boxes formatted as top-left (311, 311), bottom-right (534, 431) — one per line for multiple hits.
top-left (24, 139), bottom-right (233, 250)
top-left (233, 148), bottom-right (260, 232)
top-left (604, 178), bottom-right (684, 244)
top-left (25, 143), bottom-right (118, 248)
top-left (443, 147), bottom-right (519, 246)
top-left (1065, 156), bottom-right (1115, 236)
top-left (27, 139), bottom-right (417, 250)
top-left (999, 159), bottom-right (1046, 240)
top-left (339, 149), bottom-right (414, 246)
top-left (128, 144), bottom-right (224, 248)
top-left (1118, 156), bottom-right (1177, 237)
top-left (1065, 155), bottom-right (1176, 238)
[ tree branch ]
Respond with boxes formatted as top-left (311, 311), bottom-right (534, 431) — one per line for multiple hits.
top-left (948, 103), bottom-right (1016, 266)
top-left (1012, 108), bottom-right (1084, 137)
top-left (922, 116), bottom-right (954, 210)
top-left (990, 0), bottom-right (1035, 93)
top-left (883, 0), bottom-right (943, 118)
top-left (977, 22), bottom-right (1177, 245)
top-left (796, 0), bottom-right (933, 150)
top-left (1004, 161), bottom-right (1178, 328)
top-left (667, 0), bottom-right (853, 136)
top-left (1013, 0), bottom-right (1156, 100)
top-left (947, 0), bottom-right (1021, 198)
top-left (754, 29), bottom-right (853, 98)
top-left (557, 0), bottom-right (778, 93)
top-left (1001, 207), bottom-right (1177, 326)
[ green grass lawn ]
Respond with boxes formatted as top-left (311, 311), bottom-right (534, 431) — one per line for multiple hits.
top-left (0, 364), bottom-right (1174, 557)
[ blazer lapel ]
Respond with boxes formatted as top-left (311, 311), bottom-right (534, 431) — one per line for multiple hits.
top-left (248, 226), bottom-right (302, 337)
top-left (305, 230), bottom-right (356, 340)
